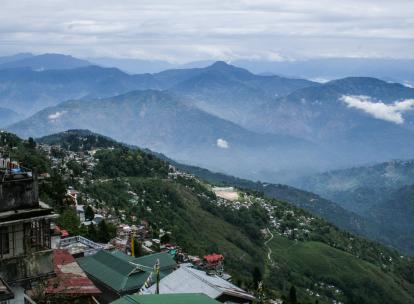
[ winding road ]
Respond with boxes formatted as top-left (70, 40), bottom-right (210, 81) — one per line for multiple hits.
top-left (264, 227), bottom-right (274, 266)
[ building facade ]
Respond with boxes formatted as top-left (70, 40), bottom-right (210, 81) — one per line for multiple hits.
top-left (0, 168), bottom-right (57, 301)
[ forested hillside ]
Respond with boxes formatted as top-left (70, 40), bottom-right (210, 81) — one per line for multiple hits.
top-left (24, 130), bottom-right (414, 303)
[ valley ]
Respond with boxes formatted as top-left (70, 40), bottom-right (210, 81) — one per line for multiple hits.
top-left (1, 52), bottom-right (414, 304)
top-left (3, 129), bottom-right (414, 304)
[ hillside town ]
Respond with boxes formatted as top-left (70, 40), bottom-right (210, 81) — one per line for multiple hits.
top-left (0, 143), bottom-right (262, 304)
top-left (1, 131), bottom-right (410, 304)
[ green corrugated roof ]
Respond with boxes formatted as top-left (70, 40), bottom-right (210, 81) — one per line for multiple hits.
top-left (77, 250), bottom-right (169, 293)
top-left (134, 252), bottom-right (177, 270)
top-left (111, 293), bottom-right (221, 304)
top-left (112, 251), bottom-right (176, 272)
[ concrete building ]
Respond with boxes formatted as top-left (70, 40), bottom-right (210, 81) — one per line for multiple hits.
top-left (0, 168), bottom-right (57, 301)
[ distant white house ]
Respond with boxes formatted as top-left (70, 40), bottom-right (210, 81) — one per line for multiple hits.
top-left (76, 205), bottom-right (85, 222)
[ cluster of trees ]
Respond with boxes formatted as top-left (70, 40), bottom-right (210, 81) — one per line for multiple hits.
top-left (201, 200), bottom-right (269, 242)
top-left (56, 208), bottom-right (116, 243)
top-left (93, 148), bottom-right (168, 178)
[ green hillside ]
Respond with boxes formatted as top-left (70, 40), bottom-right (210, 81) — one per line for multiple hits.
top-left (3, 130), bottom-right (414, 303)
top-left (267, 236), bottom-right (414, 304)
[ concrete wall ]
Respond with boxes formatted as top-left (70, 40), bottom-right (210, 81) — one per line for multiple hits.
top-left (2, 223), bottom-right (24, 259)
top-left (0, 249), bottom-right (54, 283)
top-left (0, 173), bottom-right (39, 212)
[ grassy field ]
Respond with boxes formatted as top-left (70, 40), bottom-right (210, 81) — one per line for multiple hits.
top-left (266, 234), bottom-right (414, 304)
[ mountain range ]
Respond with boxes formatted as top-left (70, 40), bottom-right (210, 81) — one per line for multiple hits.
top-left (0, 53), bottom-right (91, 71)
top-left (3, 56), bottom-right (414, 184)
top-left (87, 56), bottom-right (414, 86)
top-left (0, 107), bottom-right (20, 127)
top-left (8, 90), bottom-right (320, 180)
top-left (295, 160), bottom-right (414, 254)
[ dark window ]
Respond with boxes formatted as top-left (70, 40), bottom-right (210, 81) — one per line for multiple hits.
top-left (0, 226), bottom-right (9, 255)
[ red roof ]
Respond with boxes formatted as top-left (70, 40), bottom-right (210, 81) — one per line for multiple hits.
top-left (54, 226), bottom-right (69, 237)
top-left (44, 250), bottom-right (101, 295)
top-left (204, 253), bottom-right (224, 264)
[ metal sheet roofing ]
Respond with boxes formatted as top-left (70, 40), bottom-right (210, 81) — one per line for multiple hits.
top-left (76, 250), bottom-right (174, 293)
top-left (111, 293), bottom-right (221, 304)
top-left (146, 265), bottom-right (255, 302)
top-left (44, 249), bottom-right (101, 295)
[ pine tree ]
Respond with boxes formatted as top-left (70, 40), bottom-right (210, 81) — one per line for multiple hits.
top-left (97, 220), bottom-right (109, 243)
top-left (84, 205), bottom-right (95, 221)
top-left (289, 285), bottom-right (297, 304)
top-left (252, 267), bottom-right (262, 289)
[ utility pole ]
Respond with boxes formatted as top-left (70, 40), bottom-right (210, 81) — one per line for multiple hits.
top-left (155, 259), bottom-right (160, 294)
top-left (130, 231), bottom-right (135, 257)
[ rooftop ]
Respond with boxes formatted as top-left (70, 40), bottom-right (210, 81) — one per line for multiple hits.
top-left (0, 201), bottom-right (57, 226)
top-left (146, 265), bottom-right (255, 302)
top-left (111, 293), bottom-right (221, 304)
top-left (77, 250), bottom-right (176, 293)
top-left (44, 250), bottom-right (101, 296)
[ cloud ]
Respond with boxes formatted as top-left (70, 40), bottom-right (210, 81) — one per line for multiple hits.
top-left (341, 95), bottom-right (414, 124)
top-left (1, 1), bottom-right (414, 61)
top-left (48, 111), bottom-right (66, 122)
top-left (217, 138), bottom-right (229, 149)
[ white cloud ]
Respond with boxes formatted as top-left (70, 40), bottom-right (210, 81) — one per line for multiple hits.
top-left (48, 111), bottom-right (66, 122)
top-left (403, 81), bottom-right (414, 88)
top-left (217, 138), bottom-right (229, 149)
top-left (341, 95), bottom-right (414, 124)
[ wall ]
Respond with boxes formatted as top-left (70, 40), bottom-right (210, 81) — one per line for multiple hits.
top-left (0, 249), bottom-right (54, 283)
top-left (1, 223), bottom-right (24, 259)
top-left (0, 173), bottom-right (39, 212)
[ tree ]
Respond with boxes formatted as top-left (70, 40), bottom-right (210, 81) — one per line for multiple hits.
top-left (87, 224), bottom-right (97, 241)
top-left (252, 266), bottom-right (262, 289)
top-left (57, 209), bottom-right (80, 235)
top-left (289, 285), bottom-right (297, 304)
top-left (133, 239), bottom-right (143, 257)
top-left (160, 233), bottom-right (171, 244)
top-left (96, 220), bottom-right (116, 243)
top-left (46, 170), bottom-right (68, 212)
top-left (27, 137), bottom-right (36, 149)
top-left (84, 205), bottom-right (95, 221)
top-left (97, 220), bottom-right (110, 243)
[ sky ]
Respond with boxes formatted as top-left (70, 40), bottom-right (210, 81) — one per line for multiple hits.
top-left (1, 0), bottom-right (414, 63)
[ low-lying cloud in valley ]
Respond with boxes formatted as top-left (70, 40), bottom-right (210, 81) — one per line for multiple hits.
top-left (341, 95), bottom-right (414, 124)
top-left (217, 138), bottom-right (229, 149)
top-left (48, 111), bottom-right (66, 122)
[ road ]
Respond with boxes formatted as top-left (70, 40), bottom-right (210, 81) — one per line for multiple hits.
top-left (264, 227), bottom-right (274, 266)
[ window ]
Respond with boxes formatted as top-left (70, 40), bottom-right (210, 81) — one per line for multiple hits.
top-left (0, 226), bottom-right (9, 255)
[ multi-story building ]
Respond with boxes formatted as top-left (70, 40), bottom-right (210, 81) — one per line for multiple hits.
top-left (0, 167), bottom-right (57, 302)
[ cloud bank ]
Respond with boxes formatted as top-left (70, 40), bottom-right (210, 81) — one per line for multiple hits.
top-left (341, 95), bottom-right (414, 124)
top-left (1, 1), bottom-right (414, 62)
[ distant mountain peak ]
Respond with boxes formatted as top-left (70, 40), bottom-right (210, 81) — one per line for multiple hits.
top-left (209, 60), bottom-right (232, 68)
top-left (0, 53), bottom-right (92, 71)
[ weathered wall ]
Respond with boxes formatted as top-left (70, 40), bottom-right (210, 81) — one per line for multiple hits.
top-left (0, 249), bottom-right (54, 282)
top-left (2, 223), bottom-right (24, 259)
top-left (0, 173), bottom-right (39, 211)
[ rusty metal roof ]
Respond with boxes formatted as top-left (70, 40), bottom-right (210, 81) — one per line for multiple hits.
top-left (44, 249), bottom-right (101, 296)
